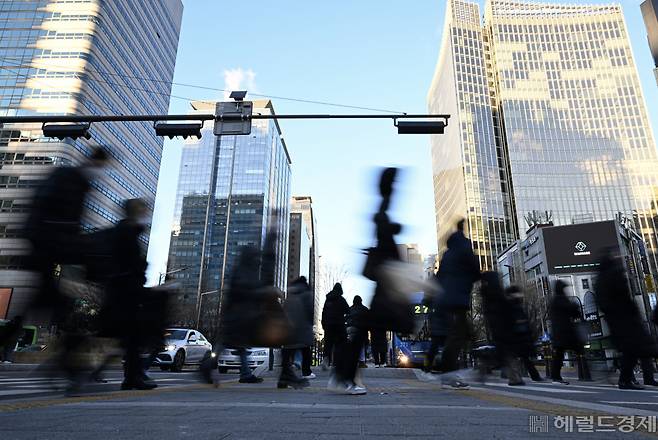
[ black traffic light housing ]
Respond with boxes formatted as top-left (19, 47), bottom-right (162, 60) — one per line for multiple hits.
top-left (154, 122), bottom-right (203, 139)
top-left (42, 122), bottom-right (92, 140)
top-left (396, 120), bottom-right (446, 134)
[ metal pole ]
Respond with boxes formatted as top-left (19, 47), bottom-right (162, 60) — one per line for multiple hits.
top-left (0, 113), bottom-right (450, 124)
top-left (218, 135), bottom-right (239, 318)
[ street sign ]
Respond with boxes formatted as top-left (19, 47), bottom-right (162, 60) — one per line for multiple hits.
top-left (214, 101), bottom-right (253, 135)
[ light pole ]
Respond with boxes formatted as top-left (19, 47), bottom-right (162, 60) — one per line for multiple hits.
top-left (159, 265), bottom-right (189, 285)
top-left (196, 289), bottom-right (219, 329)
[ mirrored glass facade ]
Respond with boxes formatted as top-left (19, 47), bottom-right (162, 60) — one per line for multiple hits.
top-left (430, 0), bottom-right (658, 275)
top-left (0, 0), bottom-right (183, 316)
top-left (167, 100), bottom-right (292, 328)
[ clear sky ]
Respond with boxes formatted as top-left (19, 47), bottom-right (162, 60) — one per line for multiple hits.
top-left (146, 0), bottom-right (658, 305)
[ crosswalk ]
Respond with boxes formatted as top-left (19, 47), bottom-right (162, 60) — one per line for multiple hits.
top-left (0, 372), bottom-right (198, 400)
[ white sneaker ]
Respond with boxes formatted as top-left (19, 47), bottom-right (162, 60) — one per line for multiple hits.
top-left (302, 373), bottom-right (316, 379)
top-left (346, 384), bottom-right (367, 395)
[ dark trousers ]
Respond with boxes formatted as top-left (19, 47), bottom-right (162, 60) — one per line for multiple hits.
top-left (123, 332), bottom-right (143, 384)
top-left (520, 356), bottom-right (542, 380)
top-left (620, 353), bottom-right (639, 384)
top-left (323, 328), bottom-right (345, 366)
top-left (336, 328), bottom-right (367, 384)
top-left (551, 347), bottom-right (583, 380)
top-left (373, 350), bottom-right (387, 366)
top-left (282, 347), bottom-right (312, 376)
top-left (641, 357), bottom-right (656, 383)
top-left (424, 335), bottom-right (446, 372)
top-left (438, 309), bottom-right (470, 373)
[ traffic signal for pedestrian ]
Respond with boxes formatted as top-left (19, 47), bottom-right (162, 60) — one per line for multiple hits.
top-left (154, 122), bottom-right (203, 139)
top-left (42, 123), bottom-right (92, 140)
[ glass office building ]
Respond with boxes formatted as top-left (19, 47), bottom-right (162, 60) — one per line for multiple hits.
top-left (0, 0), bottom-right (183, 318)
top-left (167, 100), bottom-right (292, 329)
top-left (430, 0), bottom-right (658, 274)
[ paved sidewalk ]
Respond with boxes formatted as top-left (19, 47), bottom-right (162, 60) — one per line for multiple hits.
top-left (0, 367), bottom-right (649, 439)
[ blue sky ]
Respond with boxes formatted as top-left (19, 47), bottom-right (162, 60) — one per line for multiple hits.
top-left (146, 0), bottom-right (658, 304)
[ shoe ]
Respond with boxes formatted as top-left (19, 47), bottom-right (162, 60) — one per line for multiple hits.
top-left (375, 365), bottom-right (380, 368)
top-left (239, 375), bottom-right (264, 384)
top-left (530, 376), bottom-right (545, 382)
top-left (277, 377), bottom-right (310, 389)
top-left (121, 380), bottom-right (157, 390)
top-left (346, 384), bottom-right (367, 395)
top-left (619, 380), bottom-right (645, 390)
top-left (508, 380), bottom-right (526, 386)
top-left (442, 379), bottom-right (470, 389)
top-left (643, 379), bottom-right (658, 387)
top-left (302, 373), bottom-right (316, 379)
top-left (551, 378), bottom-right (569, 385)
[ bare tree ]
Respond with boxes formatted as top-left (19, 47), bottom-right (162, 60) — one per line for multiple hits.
top-left (524, 210), bottom-right (553, 228)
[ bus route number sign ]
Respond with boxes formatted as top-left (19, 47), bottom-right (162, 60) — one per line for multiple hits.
top-left (414, 305), bottom-right (429, 314)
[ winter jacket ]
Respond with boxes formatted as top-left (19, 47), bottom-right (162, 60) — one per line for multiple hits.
top-left (346, 303), bottom-right (370, 330)
top-left (595, 253), bottom-right (658, 358)
top-left (321, 284), bottom-right (349, 332)
top-left (549, 283), bottom-right (583, 350)
top-left (283, 279), bottom-right (314, 348)
top-left (436, 231), bottom-right (480, 309)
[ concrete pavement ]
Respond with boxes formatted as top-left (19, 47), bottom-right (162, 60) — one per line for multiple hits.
top-left (0, 367), bottom-right (655, 439)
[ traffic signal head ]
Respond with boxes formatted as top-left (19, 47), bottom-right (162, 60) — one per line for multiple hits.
top-left (42, 123), bottom-right (92, 140)
top-left (154, 122), bottom-right (203, 139)
top-left (396, 120), bottom-right (446, 135)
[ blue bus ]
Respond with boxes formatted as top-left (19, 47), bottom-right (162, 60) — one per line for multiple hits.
top-left (391, 293), bottom-right (431, 368)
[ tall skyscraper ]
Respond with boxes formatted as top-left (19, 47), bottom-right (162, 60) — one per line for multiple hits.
top-left (642, 0), bottom-right (658, 85)
top-left (290, 195), bottom-right (319, 336)
top-left (288, 211), bottom-right (311, 284)
top-left (429, 0), bottom-right (658, 274)
top-left (167, 100), bottom-right (292, 329)
top-left (0, 0), bottom-right (183, 318)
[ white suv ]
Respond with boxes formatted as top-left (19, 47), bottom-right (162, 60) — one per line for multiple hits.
top-left (154, 328), bottom-right (213, 372)
top-left (217, 347), bottom-right (269, 373)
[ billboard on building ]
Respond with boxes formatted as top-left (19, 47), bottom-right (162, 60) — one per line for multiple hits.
top-left (543, 221), bottom-right (619, 274)
top-left (0, 288), bottom-right (12, 319)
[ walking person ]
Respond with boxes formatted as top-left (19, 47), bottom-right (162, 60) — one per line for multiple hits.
top-left (24, 147), bottom-right (109, 392)
top-left (423, 288), bottom-right (450, 373)
top-left (548, 280), bottom-right (585, 385)
top-left (506, 286), bottom-right (543, 382)
top-left (595, 248), bottom-right (658, 390)
top-left (321, 283), bottom-right (349, 370)
top-left (435, 219), bottom-right (480, 389)
top-left (328, 294), bottom-right (369, 394)
top-left (371, 328), bottom-right (388, 368)
top-left (278, 277), bottom-right (313, 389)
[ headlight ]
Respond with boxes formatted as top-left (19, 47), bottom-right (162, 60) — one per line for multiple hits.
top-left (211, 352), bottom-right (217, 358)
top-left (252, 350), bottom-right (268, 357)
top-left (165, 344), bottom-right (176, 352)
top-left (398, 354), bottom-right (409, 364)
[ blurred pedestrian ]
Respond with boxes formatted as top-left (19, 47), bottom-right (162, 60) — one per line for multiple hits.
top-left (102, 199), bottom-right (156, 390)
top-left (321, 283), bottom-right (349, 370)
top-left (423, 285), bottom-right (450, 373)
top-left (278, 277), bottom-right (313, 389)
top-left (595, 248), bottom-right (658, 389)
top-left (0, 316), bottom-right (24, 363)
top-left (548, 280), bottom-right (585, 385)
top-left (506, 286), bottom-right (543, 382)
top-left (216, 245), bottom-right (274, 384)
top-left (371, 328), bottom-right (388, 368)
top-left (435, 219), bottom-right (480, 389)
top-left (328, 294), bottom-right (370, 394)
top-left (24, 147), bottom-right (109, 392)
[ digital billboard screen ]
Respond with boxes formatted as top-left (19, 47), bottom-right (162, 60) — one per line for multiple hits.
top-left (543, 221), bottom-right (619, 274)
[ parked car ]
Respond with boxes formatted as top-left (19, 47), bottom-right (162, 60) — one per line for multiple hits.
top-left (216, 347), bottom-right (269, 373)
top-left (154, 328), bottom-right (212, 372)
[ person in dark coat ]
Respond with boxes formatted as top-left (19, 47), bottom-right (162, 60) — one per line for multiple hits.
top-left (506, 286), bottom-right (543, 382)
top-left (101, 199), bottom-right (155, 390)
top-left (423, 281), bottom-right (451, 373)
top-left (435, 219), bottom-right (480, 388)
top-left (346, 295), bottom-right (370, 370)
top-left (595, 248), bottom-right (658, 389)
top-left (278, 277), bottom-right (313, 389)
top-left (217, 246), bottom-right (266, 384)
top-left (321, 283), bottom-right (349, 369)
top-left (548, 280), bottom-right (584, 384)
top-left (24, 147), bottom-right (108, 391)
